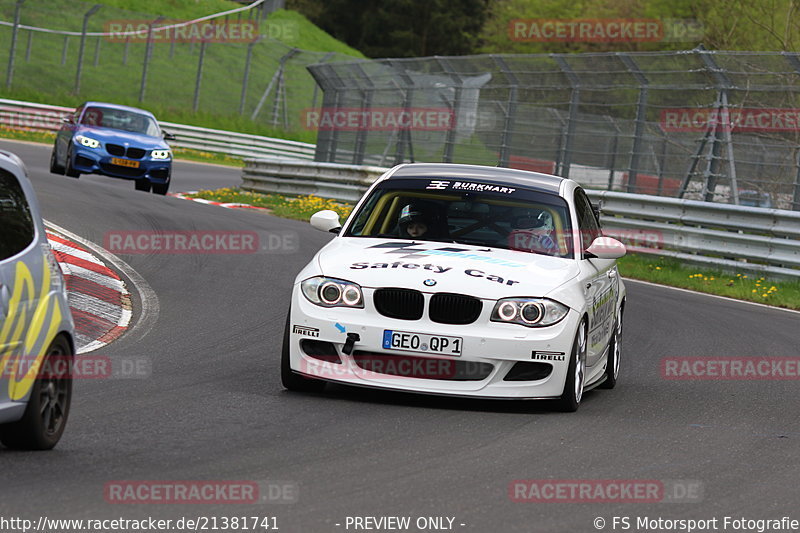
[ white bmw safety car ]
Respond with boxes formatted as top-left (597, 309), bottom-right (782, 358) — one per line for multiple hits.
top-left (282, 163), bottom-right (626, 411)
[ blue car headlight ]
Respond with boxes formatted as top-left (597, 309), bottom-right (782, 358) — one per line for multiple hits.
top-left (151, 150), bottom-right (171, 160)
top-left (75, 135), bottom-right (100, 149)
top-left (301, 276), bottom-right (363, 308)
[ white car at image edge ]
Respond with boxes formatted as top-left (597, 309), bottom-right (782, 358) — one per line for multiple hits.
top-left (282, 163), bottom-right (626, 412)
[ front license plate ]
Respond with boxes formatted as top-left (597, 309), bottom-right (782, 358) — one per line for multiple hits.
top-left (111, 157), bottom-right (139, 168)
top-left (382, 330), bottom-right (462, 356)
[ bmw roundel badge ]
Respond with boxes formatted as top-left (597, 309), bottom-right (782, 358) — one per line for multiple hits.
top-left (423, 279), bottom-right (437, 287)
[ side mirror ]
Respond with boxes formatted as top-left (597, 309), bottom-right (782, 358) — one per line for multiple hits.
top-left (163, 131), bottom-right (176, 141)
top-left (61, 116), bottom-right (73, 124)
top-left (585, 236), bottom-right (626, 259)
top-left (310, 210), bottom-right (341, 233)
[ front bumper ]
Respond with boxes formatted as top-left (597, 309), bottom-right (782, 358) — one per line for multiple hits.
top-left (72, 146), bottom-right (171, 182)
top-left (288, 286), bottom-right (581, 399)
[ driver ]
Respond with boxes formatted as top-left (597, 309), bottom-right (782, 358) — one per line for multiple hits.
top-left (398, 202), bottom-right (446, 240)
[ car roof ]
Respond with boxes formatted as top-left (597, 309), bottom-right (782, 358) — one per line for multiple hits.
top-left (79, 101), bottom-right (156, 118)
top-left (387, 163), bottom-right (565, 194)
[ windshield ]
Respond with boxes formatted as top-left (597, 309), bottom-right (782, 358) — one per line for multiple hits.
top-left (80, 107), bottom-right (161, 137)
top-left (345, 178), bottom-right (574, 258)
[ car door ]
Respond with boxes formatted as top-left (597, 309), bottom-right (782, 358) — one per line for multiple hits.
top-left (573, 188), bottom-right (617, 370)
top-left (0, 167), bottom-right (39, 410)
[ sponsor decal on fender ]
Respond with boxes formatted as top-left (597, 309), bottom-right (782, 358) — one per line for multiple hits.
top-left (531, 351), bottom-right (566, 361)
top-left (292, 325), bottom-right (319, 337)
top-left (0, 260), bottom-right (64, 400)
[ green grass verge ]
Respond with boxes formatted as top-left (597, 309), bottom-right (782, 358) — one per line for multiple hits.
top-left (186, 187), bottom-right (352, 221)
top-left (189, 187), bottom-right (800, 310)
top-left (617, 253), bottom-right (800, 310)
top-left (0, 127), bottom-right (243, 166)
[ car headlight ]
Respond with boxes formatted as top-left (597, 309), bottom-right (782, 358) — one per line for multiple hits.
top-left (491, 298), bottom-right (569, 327)
top-left (151, 150), bottom-right (171, 160)
top-left (75, 135), bottom-right (100, 149)
top-left (301, 277), bottom-right (364, 308)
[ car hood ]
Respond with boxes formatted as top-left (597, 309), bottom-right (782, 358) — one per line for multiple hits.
top-left (76, 126), bottom-right (169, 149)
top-left (315, 237), bottom-right (580, 300)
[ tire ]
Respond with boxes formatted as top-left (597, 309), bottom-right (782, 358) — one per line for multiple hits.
top-left (135, 179), bottom-right (151, 192)
top-left (599, 307), bottom-right (623, 390)
top-left (281, 310), bottom-right (326, 393)
top-left (556, 319), bottom-right (587, 412)
top-left (64, 147), bottom-right (80, 178)
top-left (0, 336), bottom-right (73, 450)
top-left (49, 148), bottom-right (65, 175)
top-left (151, 181), bottom-right (169, 195)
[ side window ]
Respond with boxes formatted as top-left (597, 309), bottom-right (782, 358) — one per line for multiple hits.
top-left (72, 106), bottom-right (83, 124)
top-left (574, 188), bottom-right (600, 255)
top-left (0, 169), bottom-right (36, 261)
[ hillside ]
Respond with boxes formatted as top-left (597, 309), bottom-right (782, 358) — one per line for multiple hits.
top-left (0, 0), bottom-right (365, 141)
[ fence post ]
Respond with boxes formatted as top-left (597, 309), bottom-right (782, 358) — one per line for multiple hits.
top-left (93, 36), bottom-right (101, 67)
top-left (192, 40), bottom-right (208, 112)
top-left (794, 150), bottom-right (800, 212)
top-left (603, 115), bottom-right (621, 190)
top-left (75, 4), bottom-right (102, 94)
top-left (437, 57), bottom-right (462, 164)
top-left (251, 47), bottom-right (298, 122)
top-left (24, 29), bottom-right (32, 62)
top-left (618, 53), bottom-right (649, 194)
top-left (551, 55), bottom-right (580, 179)
top-left (139, 16), bottom-right (164, 103)
top-left (5, 0), bottom-right (25, 90)
top-left (61, 35), bottom-right (69, 66)
top-left (349, 63), bottom-right (375, 165)
top-left (697, 48), bottom-right (738, 204)
top-left (493, 55), bottom-right (518, 168)
top-left (311, 52), bottom-right (335, 110)
top-left (387, 60), bottom-right (417, 165)
top-left (239, 35), bottom-right (265, 115)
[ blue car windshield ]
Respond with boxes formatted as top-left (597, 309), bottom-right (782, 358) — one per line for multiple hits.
top-left (80, 107), bottom-right (160, 137)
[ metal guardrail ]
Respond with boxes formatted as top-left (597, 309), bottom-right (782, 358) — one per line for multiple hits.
top-left (241, 158), bottom-right (800, 278)
top-left (0, 97), bottom-right (315, 161)
top-left (242, 158), bottom-right (386, 202)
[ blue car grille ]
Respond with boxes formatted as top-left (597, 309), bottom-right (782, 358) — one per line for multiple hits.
top-left (106, 143), bottom-right (146, 159)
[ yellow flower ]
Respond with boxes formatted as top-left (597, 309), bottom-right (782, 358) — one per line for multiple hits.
top-left (751, 289), bottom-right (757, 293)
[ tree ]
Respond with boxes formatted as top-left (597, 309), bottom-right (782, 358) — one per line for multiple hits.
top-left (286, 0), bottom-right (490, 57)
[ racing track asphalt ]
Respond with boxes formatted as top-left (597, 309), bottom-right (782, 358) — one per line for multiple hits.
top-left (1, 139), bottom-right (800, 532)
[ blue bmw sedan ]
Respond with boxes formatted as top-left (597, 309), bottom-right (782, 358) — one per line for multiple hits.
top-left (50, 102), bottom-right (174, 195)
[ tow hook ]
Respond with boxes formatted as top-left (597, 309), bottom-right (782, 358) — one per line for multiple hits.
top-left (342, 332), bottom-right (360, 355)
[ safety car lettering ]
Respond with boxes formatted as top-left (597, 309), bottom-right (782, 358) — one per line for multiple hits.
top-left (464, 269), bottom-right (519, 286)
top-left (350, 262), bottom-right (451, 273)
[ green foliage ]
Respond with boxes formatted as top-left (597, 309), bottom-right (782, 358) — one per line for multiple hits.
top-left (479, 0), bottom-right (800, 53)
top-left (287, 0), bottom-right (490, 57)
